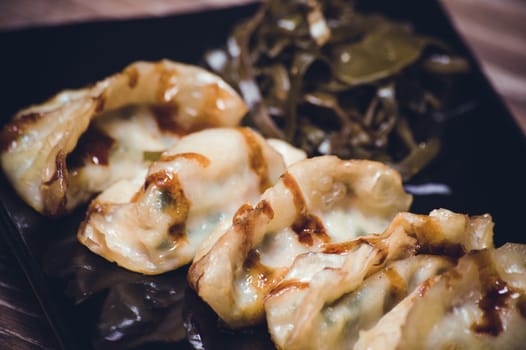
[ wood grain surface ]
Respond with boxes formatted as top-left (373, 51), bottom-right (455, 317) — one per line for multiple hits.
top-left (0, 240), bottom-right (58, 350)
top-left (441, 0), bottom-right (526, 133)
top-left (0, 1), bottom-right (524, 349)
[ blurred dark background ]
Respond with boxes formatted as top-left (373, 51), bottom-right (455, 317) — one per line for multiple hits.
top-left (0, 0), bottom-right (525, 133)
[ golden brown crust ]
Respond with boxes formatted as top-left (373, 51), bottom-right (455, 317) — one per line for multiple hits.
top-left (265, 209), bottom-right (496, 350)
top-left (0, 60), bottom-right (247, 215)
top-left (188, 156), bottom-right (413, 328)
top-left (78, 127), bottom-right (286, 275)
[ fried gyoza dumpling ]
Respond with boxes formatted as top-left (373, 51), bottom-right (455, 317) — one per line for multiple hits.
top-left (78, 127), bottom-right (287, 275)
top-left (0, 60), bottom-right (246, 215)
top-left (355, 243), bottom-right (526, 350)
top-left (264, 209), bottom-right (494, 350)
top-left (65, 105), bottom-right (181, 213)
top-left (188, 156), bottom-right (412, 328)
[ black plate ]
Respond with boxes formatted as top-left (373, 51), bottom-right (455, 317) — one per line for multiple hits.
top-left (1, 1), bottom-right (525, 350)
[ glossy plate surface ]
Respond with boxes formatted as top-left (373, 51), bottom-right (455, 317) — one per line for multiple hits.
top-left (0, 1), bottom-right (525, 349)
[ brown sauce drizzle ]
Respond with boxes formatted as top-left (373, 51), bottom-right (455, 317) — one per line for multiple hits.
top-left (269, 279), bottom-right (310, 298)
top-left (232, 200), bottom-right (274, 236)
top-left (151, 105), bottom-right (216, 136)
top-left (144, 170), bottom-right (190, 242)
top-left (404, 215), bottom-right (466, 259)
top-left (232, 204), bottom-right (254, 228)
top-left (281, 172), bottom-right (305, 211)
top-left (323, 240), bottom-right (361, 254)
top-left (292, 213), bottom-right (329, 246)
top-left (41, 151), bottom-right (68, 216)
top-left (145, 170), bottom-right (187, 204)
top-left (152, 64), bottom-right (234, 134)
top-left (159, 152), bottom-right (211, 168)
top-left (470, 250), bottom-right (511, 336)
top-left (238, 128), bottom-right (271, 193)
top-left (416, 277), bottom-right (434, 297)
top-left (255, 200), bottom-right (274, 219)
top-left (94, 94), bottom-right (106, 113)
top-left (385, 267), bottom-right (408, 297)
top-left (156, 65), bottom-right (179, 104)
top-left (151, 105), bottom-right (182, 134)
top-left (231, 201), bottom-right (278, 293)
top-left (383, 267), bottom-right (408, 313)
top-left (168, 223), bottom-right (187, 243)
top-left (416, 241), bottom-right (465, 259)
top-left (0, 112), bottom-right (42, 152)
top-left (244, 250), bottom-right (277, 291)
top-left (43, 151), bottom-right (67, 186)
top-left (67, 126), bottom-right (114, 168)
top-left (281, 172), bottom-right (330, 246)
top-left (322, 233), bottom-right (386, 255)
top-left (124, 66), bottom-right (139, 89)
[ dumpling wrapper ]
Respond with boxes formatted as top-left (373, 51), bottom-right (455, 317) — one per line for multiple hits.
top-left (355, 243), bottom-right (526, 350)
top-left (78, 127), bottom-right (288, 275)
top-left (188, 156), bottom-right (412, 328)
top-left (0, 60), bottom-right (246, 215)
top-left (265, 209), bottom-right (494, 350)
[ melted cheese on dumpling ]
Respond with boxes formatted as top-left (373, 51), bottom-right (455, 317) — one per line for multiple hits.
top-left (264, 209), bottom-right (495, 350)
top-left (188, 156), bottom-right (412, 328)
top-left (78, 127), bottom-right (286, 275)
top-left (67, 105), bottom-right (180, 209)
top-left (0, 60), bottom-right (246, 215)
top-left (355, 243), bottom-right (526, 350)
top-left (269, 255), bottom-right (454, 349)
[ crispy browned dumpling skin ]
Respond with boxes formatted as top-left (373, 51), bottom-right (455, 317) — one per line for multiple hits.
top-left (355, 243), bottom-right (526, 350)
top-left (265, 209), bottom-right (495, 350)
top-left (188, 156), bottom-right (412, 328)
top-left (0, 60), bottom-right (246, 215)
top-left (78, 127), bottom-right (287, 275)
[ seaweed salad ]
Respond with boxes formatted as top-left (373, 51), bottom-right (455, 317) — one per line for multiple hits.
top-left (204, 0), bottom-right (471, 179)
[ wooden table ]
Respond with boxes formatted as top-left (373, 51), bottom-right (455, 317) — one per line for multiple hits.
top-left (441, 0), bottom-right (526, 133)
top-left (0, 1), bottom-right (525, 349)
top-left (0, 242), bottom-right (59, 349)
